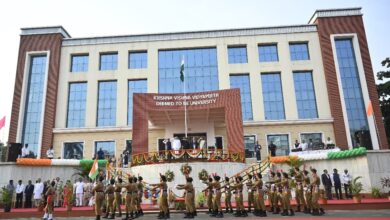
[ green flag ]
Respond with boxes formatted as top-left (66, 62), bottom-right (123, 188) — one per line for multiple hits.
top-left (180, 57), bottom-right (184, 82)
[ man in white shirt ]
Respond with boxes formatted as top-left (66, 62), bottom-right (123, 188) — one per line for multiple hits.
top-left (75, 178), bottom-right (85, 207)
top-left (33, 178), bottom-right (44, 208)
top-left (21, 144), bottom-right (29, 158)
top-left (301, 140), bottom-right (308, 151)
top-left (15, 180), bottom-right (25, 208)
top-left (46, 146), bottom-right (55, 159)
top-left (172, 137), bottom-right (182, 151)
top-left (341, 169), bottom-right (352, 199)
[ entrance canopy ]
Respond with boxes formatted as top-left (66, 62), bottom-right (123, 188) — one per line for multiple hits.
top-left (132, 89), bottom-right (244, 155)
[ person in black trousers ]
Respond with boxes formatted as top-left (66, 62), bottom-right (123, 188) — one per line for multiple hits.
top-left (332, 169), bottom-right (343, 199)
top-left (321, 169), bottom-right (333, 200)
top-left (24, 180), bottom-right (34, 208)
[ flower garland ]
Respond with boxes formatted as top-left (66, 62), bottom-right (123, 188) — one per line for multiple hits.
top-left (165, 170), bottom-right (175, 182)
top-left (16, 158), bottom-right (107, 167)
top-left (180, 163), bottom-right (192, 175)
top-left (327, 147), bottom-right (366, 160)
top-left (198, 169), bottom-right (209, 181)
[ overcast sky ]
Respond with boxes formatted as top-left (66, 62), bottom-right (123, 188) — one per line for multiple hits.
top-left (0, 0), bottom-right (389, 142)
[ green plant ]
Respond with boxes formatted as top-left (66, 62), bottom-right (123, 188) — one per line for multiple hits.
top-left (175, 200), bottom-right (185, 210)
top-left (1, 187), bottom-right (12, 205)
top-left (351, 176), bottom-right (363, 197)
top-left (371, 187), bottom-right (381, 198)
top-left (196, 192), bottom-right (206, 207)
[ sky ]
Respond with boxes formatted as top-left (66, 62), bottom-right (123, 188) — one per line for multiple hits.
top-left (0, 0), bottom-right (389, 142)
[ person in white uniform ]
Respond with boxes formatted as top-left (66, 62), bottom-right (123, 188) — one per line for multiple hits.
top-left (33, 178), bottom-right (44, 208)
top-left (75, 178), bottom-right (85, 207)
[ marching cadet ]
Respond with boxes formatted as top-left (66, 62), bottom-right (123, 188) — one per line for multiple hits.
top-left (137, 176), bottom-right (144, 216)
top-left (122, 176), bottom-right (134, 220)
top-left (223, 176), bottom-right (233, 213)
top-left (280, 172), bottom-right (294, 216)
top-left (103, 179), bottom-right (115, 219)
top-left (303, 170), bottom-right (312, 214)
top-left (151, 174), bottom-right (169, 219)
top-left (266, 171), bottom-right (276, 213)
top-left (42, 181), bottom-right (56, 220)
top-left (253, 173), bottom-right (266, 217)
top-left (245, 173), bottom-right (254, 213)
top-left (211, 174), bottom-right (223, 218)
top-left (293, 167), bottom-right (306, 212)
top-left (310, 168), bottom-right (325, 216)
top-left (132, 177), bottom-right (139, 217)
top-left (114, 178), bottom-right (123, 217)
top-left (231, 176), bottom-right (247, 217)
top-left (273, 171), bottom-right (283, 214)
top-left (202, 177), bottom-right (214, 214)
top-left (177, 176), bottom-right (196, 218)
top-left (93, 176), bottom-right (105, 220)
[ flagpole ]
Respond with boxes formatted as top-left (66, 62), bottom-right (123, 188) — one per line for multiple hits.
top-left (182, 56), bottom-right (188, 138)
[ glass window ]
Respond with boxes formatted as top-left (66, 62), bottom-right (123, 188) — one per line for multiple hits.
top-left (300, 133), bottom-right (323, 149)
top-left (97, 81), bottom-right (117, 126)
top-left (63, 142), bottom-right (84, 159)
top-left (128, 79), bottom-right (147, 125)
top-left (267, 134), bottom-right (289, 156)
top-left (71, 54), bottom-right (88, 72)
top-left (261, 73), bottom-right (285, 120)
top-left (95, 141), bottom-right (115, 158)
top-left (129, 51), bottom-right (147, 69)
top-left (335, 39), bottom-right (372, 149)
top-left (244, 135), bottom-right (256, 158)
top-left (100, 53), bottom-right (118, 71)
top-left (293, 72), bottom-right (318, 119)
top-left (289, 43), bottom-right (310, 61)
top-left (158, 48), bottom-right (219, 93)
top-left (230, 74), bottom-right (253, 121)
top-left (21, 55), bottom-right (47, 158)
top-left (228, 46), bottom-right (248, 64)
top-left (258, 44), bottom-right (278, 62)
top-left (67, 82), bottom-right (87, 128)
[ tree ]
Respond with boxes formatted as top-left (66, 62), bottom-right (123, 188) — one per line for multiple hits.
top-left (377, 58), bottom-right (390, 146)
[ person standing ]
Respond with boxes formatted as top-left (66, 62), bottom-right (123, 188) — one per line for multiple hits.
top-left (137, 176), bottom-right (144, 216)
top-left (321, 170), bottom-right (333, 200)
top-left (332, 169), bottom-right (343, 199)
top-left (42, 181), bottom-right (56, 220)
top-left (33, 178), bottom-right (44, 208)
top-left (302, 170), bottom-right (312, 214)
top-left (63, 180), bottom-right (73, 212)
top-left (253, 173), bottom-right (267, 217)
top-left (308, 139), bottom-right (314, 151)
top-left (223, 176), bottom-right (233, 213)
top-left (293, 167), bottom-right (306, 212)
top-left (203, 177), bottom-right (214, 214)
top-left (310, 169), bottom-right (325, 216)
top-left (266, 171), bottom-right (276, 213)
top-left (301, 140), bottom-right (308, 151)
top-left (46, 146), bottom-right (55, 159)
top-left (97, 148), bottom-right (105, 160)
top-left (280, 172), bottom-right (294, 216)
top-left (24, 180), bottom-right (34, 208)
top-left (177, 176), bottom-right (195, 218)
top-left (342, 169), bottom-right (352, 199)
top-left (113, 178), bottom-right (123, 217)
top-left (21, 144), bottom-right (29, 158)
top-left (255, 142), bottom-right (261, 162)
top-left (231, 176), bottom-right (246, 217)
top-left (211, 175), bottom-right (223, 218)
top-left (268, 142), bottom-right (276, 157)
top-left (123, 176), bottom-right (134, 220)
top-left (103, 179), bottom-right (115, 219)
top-left (15, 180), bottom-right (25, 208)
top-left (245, 174), bottom-right (254, 213)
top-left (151, 174), bottom-right (169, 219)
top-left (75, 178), bottom-right (84, 207)
top-left (132, 177), bottom-right (139, 217)
top-left (93, 176), bottom-right (105, 220)
top-left (123, 152), bottom-right (129, 168)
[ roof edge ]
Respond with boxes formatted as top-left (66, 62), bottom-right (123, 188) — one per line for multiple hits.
top-left (308, 7), bottom-right (362, 24)
top-left (21, 26), bottom-right (71, 38)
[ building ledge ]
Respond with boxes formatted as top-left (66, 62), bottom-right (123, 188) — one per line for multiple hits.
top-left (21, 26), bottom-right (71, 38)
top-left (243, 118), bottom-right (334, 127)
top-left (309, 7), bottom-right (362, 24)
top-left (53, 126), bottom-right (163, 134)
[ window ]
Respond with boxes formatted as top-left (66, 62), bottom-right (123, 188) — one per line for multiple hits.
top-left (293, 72), bottom-right (318, 119)
top-left (215, 136), bottom-right (223, 150)
top-left (300, 133), bottom-right (323, 148)
top-left (230, 74), bottom-right (253, 121)
top-left (158, 48), bottom-right (218, 93)
top-left (129, 51), bottom-right (147, 69)
top-left (289, 43), bottom-right (310, 61)
top-left (261, 73), bottom-right (285, 120)
top-left (100, 53), bottom-right (118, 70)
top-left (267, 134), bottom-right (289, 156)
top-left (71, 54), bottom-right (88, 72)
top-left (244, 135), bottom-right (256, 158)
top-left (128, 79), bottom-right (147, 125)
top-left (63, 142), bottom-right (84, 159)
top-left (335, 39), bottom-right (372, 149)
top-left (21, 55), bottom-right (47, 157)
top-left (97, 81), bottom-right (117, 126)
top-left (258, 44), bottom-right (278, 62)
top-left (67, 82), bottom-right (87, 128)
top-left (228, 46), bottom-right (248, 64)
top-left (95, 141), bottom-right (115, 158)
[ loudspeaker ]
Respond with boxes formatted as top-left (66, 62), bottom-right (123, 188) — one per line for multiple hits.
top-left (8, 143), bottom-right (22, 162)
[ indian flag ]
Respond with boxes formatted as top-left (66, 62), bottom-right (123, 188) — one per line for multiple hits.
top-left (180, 56), bottom-right (185, 82)
top-left (89, 159), bottom-right (99, 180)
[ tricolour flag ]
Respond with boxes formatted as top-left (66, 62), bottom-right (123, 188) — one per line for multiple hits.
top-left (106, 160), bottom-right (111, 180)
top-left (88, 159), bottom-right (99, 180)
top-left (180, 57), bottom-right (185, 82)
top-left (0, 116), bottom-right (5, 130)
top-left (367, 100), bottom-right (373, 116)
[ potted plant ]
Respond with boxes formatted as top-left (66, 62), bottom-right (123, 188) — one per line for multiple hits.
top-left (1, 186), bottom-right (12, 212)
top-left (196, 192), bottom-right (206, 208)
top-left (351, 176), bottom-right (363, 203)
top-left (380, 177), bottom-right (390, 200)
top-left (371, 187), bottom-right (381, 199)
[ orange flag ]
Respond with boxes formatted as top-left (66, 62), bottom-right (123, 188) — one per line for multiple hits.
top-left (367, 100), bottom-right (373, 116)
top-left (106, 160), bottom-right (111, 180)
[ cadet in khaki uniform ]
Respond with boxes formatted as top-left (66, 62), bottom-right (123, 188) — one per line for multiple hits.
top-left (123, 177), bottom-right (134, 220)
top-left (303, 170), bottom-right (312, 214)
top-left (114, 178), bottom-right (123, 217)
top-left (151, 174), bottom-right (169, 219)
top-left (253, 173), bottom-right (266, 217)
top-left (231, 176), bottom-right (247, 217)
top-left (245, 174), bottom-right (254, 213)
top-left (177, 177), bottom-right (195, 218)
top-left (202, 177), bottom-right (214, 214)
top-left (132, 177), bottom-right (139, 217)
top-left (93, 176), bottom-right (105, 220)
top-left (42, 181), bottom-right (56, 220)
top-left (280, 172), bottom-right (294, 216)
top-left (223, 176), bottom-right (233, 213)
top-left (211, 175), bottom-right (223, 218)
top-left (274, 172), bottom-right (283, 214)
top-left (103, 179), bottom-right (115, 219)
top-left (310, 168), bottom-right (325, 216)
top-left (293, 167), bottom-right (306, 212)
top-left (266, 171), bottom-right (276, 213)
top-left (137, 176), bottom-right (144, 216)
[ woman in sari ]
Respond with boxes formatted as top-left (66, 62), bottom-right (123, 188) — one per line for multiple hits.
top-left (63, 180), bottom-right (73, 212)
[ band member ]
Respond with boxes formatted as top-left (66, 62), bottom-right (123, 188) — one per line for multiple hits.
top-left (114, 178), bottom-right (123, 217)
top-left (137, 176), bottom-right (144, 216)
top-left (310, 168), bottom-right (325, 216)
top-left (42, 181), bottom-right (55, 220)
top-left (223, 176), bottom-right (233, 213)
top-left (245, 173), bottom-right (254, 213)
top-left (281, 172), bottom-right (294, 216)
top-left (103, 179), bottom-right (115, 219)
top-left (303, 170), bottom-right (312, 214)
top-left (93, 176), bottom-right (105, 220)
top-left (211, 174), bottom-right (223, 218)
top-left (203, 177), bottom-right (214, 214)
top-left (231, 176), bottom-right (247, 217)
top-left (151, 174), bottom-right (169, 219)
top-left (253, 173), bottom-right (266, 217)
top-left (293, 167), bottom-right (306, 212)
top-left (177, 177), bottom-right (195, 218)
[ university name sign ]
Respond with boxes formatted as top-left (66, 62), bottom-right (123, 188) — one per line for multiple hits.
top-left (153, 93), bottom-right (220, 106)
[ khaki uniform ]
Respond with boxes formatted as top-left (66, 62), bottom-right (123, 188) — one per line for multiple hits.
top-left (223, 180), bottom-right (232, 211)
top-left (131, 182), bottom-right (138, 213)
top-left (114, 183), bottom-right (122, 215)
top-left (203, 181), bottom-right (213, 210)
top-left (232, 182), bottom-right (244, 211)
top-left (246, 179), bottom-right (254, 211)
top-left (93, 182), bottom-right (105, 216)
top-left (253, 179), bottom-right (266, 211)
top-left (153, 181), bottom-right (168, 214)
top-left (266, 175), bottom-right (276, 210)
top-left (311, 174), bottom-right (321, 209)
top-left (105, 184), bottom-right (115, 215)
top-left (303, 175), bottom-right (312, 211)
top-left (124, 182), bottom-right (134, 214)
top-left (177, 183), bottom-right (195, 214)
top-left (274, 176), bottom-right (283, 210)
top-left (212, 181), bottom-right (222, 212)
top-left (137, 182), bottom-right (144, 211)
top-left (295, 171), bottom-right (306, 208)
top-left (280, 177), bottom-right (291, 211)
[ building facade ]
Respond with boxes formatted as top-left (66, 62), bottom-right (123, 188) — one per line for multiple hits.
top-left (8, 7), bottom-right (388, 160)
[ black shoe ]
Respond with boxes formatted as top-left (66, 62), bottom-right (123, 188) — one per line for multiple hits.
top-left (295, 205), bottom-right (301, 212)
top-left (261, 210), bottom-right (267, 217)
top-left (165, 213), bottom-right (170, 219)
top-left (108, 214), bottom-right (115, 219)
top-left (130, 212), bottom-right (135, 219)
top-left (269, 207), bottom-right (274, 213)
top-left (234, 211), bottom-right (241, 217)
top-left (281, 210), bottom-right (288, 216)
top-left (96, 215), bottom-right (101, 220)
top-left (319, 208), bottom-right (325, 215)
top-left (184, 212), bottom-right (190, 218)
top-left (140, 209), bottom-right (144, 216)
top-left (289, 209), bottom-right (295, 216)
top-left (272, 207), bottom-right (280, 214)
top-left (311, 209), bottom-right (320, 216)
top-left (253, 210), bottom-right (260, 216)
top-left (116, 213), bottom-right (122, 217)
top-left (229, 208), bottom-right (233, 213)
top-left (193, 210), bottom-right (197, 216)
top-left (103, 213), bottom-right (109, 219)
top-left (157, 212), bottom-right (162, 218)
top-left (241, 210), bottom-right (248, 217)
top-left (122, 213), bottom-right (128, 220)
top-left (207, 209), bottom-right (212, 214)
top-left (224, 208), bottom-right (229, 214)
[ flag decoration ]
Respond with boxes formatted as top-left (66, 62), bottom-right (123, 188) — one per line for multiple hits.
top-left (180, 57), bottom-right (185, 82)
top-left (367, 100), bottom-right (373, 116)
top-left (88, 159), bottom-right (99, 180)
top-left (0, 116), bottom-right (5, 130)
top-left (106, 160), bottom-right (111, 180)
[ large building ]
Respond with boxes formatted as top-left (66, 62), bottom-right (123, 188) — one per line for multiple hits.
top-left (8, 7), bottom-right (388, 160)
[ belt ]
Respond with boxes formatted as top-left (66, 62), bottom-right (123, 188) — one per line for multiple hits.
top-left (163, 190), bottom-right (167, 192)
top-left (115, 191), bottom-right (121, 193)
top-left (127, 192), bottom-right (133, 194)
top-left (107, 193), bottom-right (114, 195)
top-left (96, 191), bottom-right (104, 193)
top-left (187, 191), bottom-right (193, 193)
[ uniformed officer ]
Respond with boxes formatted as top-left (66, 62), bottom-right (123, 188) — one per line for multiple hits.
top-left (266, 171), bottom-right (276, 213)
top-left (223, 176), bottom-right (233, 213)
top-left (231, 176), bottom-right (247, 217)
top-left (293, 167), bottom-right (306, 212)
top-left (93, 176), bottom-right (105, 220)
top-left (177, 176), bottom-right (195, 218)
top-left (253, 173), bottom-right (266, 217)
top-left (202, 177), bottom-right (214, 214)
top-left (280, 172), bottom-right (294, 216)
top-left (151, 174), bottom-right (169, 219)
top-left (310, 168), bottom-right (325, 216)
top-left (137, 176), bottom-right (144, 216)
top-left (303, 170), bottom-right (312, 214)
top-left (42, 181), bottom-right (56, 220)
top-left (122, 176), bottom-right (134, 220)
top-left (245, 173), bottom-right (254, 213)
top-left (211, 175), bottom-right (223, 218)
top-left (273, 171), bottom-right (283, 214)
top-left (114, 178), bottom-right (123, 217)
top-left (103, 179), bottom-right (115, 219)
top-left (132, 177), bottom-right (139, 217)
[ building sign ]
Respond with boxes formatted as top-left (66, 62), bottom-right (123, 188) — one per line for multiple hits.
top-left (153, 93), bottom-right (220, 107)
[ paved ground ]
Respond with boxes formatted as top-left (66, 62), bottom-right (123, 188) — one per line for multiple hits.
top-left (2, 210), bottom-right (390, 220)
